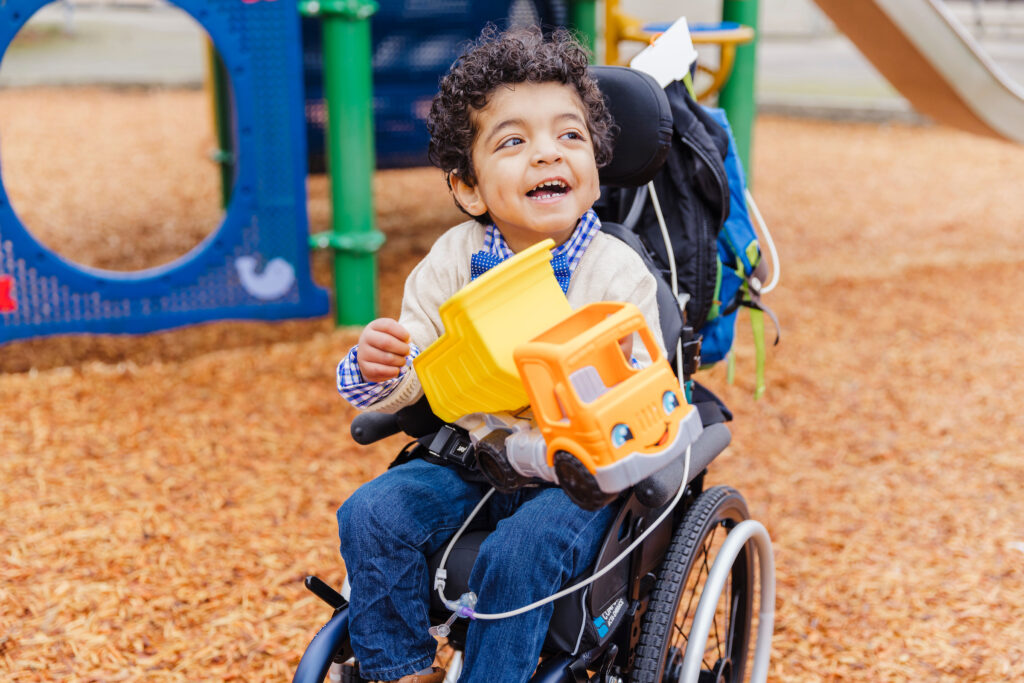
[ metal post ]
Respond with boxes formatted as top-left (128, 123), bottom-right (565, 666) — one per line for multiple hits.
top-left (300, 0), bottom-right (384, 326)
top-left (719, 0), bottom-right (760, 184)
top-left (569, 0), bottom-right (598, 61)
top-left (205, 41), bottom-right (235, 208)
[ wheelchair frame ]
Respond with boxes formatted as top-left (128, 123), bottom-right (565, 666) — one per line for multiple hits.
top-left (293, 65), bottom-right (775, 683)
top-left (294, 463), bottom-right (774, 683)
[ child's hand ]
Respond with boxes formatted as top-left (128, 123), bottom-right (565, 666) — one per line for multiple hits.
top-left (357, 318), bottom-right (412, 382)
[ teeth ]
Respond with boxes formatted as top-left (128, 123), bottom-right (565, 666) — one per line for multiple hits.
top-left (532, 180), bottom-right (566, 191)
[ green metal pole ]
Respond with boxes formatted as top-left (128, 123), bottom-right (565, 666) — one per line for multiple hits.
top-left (300, 0), bottom-right (384, 326)
top-left (569, 0), bottom-right (598, 61)
top-left (206, 43), bottom-right (235, 207)
top-left (719, 0), bottom-right (759, 184)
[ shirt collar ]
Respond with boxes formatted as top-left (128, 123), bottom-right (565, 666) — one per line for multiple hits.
top-left (483, 209), bottom-right (601, 275)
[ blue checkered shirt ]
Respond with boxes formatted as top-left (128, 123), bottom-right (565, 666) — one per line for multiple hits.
top-left (337, 210), bottom-right (602, 409)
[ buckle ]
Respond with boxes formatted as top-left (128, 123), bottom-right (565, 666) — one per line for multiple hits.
top-left (427, 425), bottom-right (476, 469)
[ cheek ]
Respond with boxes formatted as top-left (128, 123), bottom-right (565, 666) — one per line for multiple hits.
top-left (583, 164), bottom-right (601, 204)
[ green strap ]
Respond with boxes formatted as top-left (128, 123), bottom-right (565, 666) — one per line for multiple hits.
top-left (750, 304), bottom-right (766, 399)
top-left (683, 72), bottom-right (698, 99)
top-left (726, 349), bottom-right (736, 385)
top-left (708, 258), bottom-right (724, 322)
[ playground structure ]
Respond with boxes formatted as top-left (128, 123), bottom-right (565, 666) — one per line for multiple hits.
top-left (809, 0), bottom-right (1024, 144)
top-left (0, 0), bottom-right (760, 342)
top-left (0, 0), bottom-right (328, 344)
top-left (0, 0), bottom-right (762, 342)
top-left (3, 0), bottom-right (1023, 344)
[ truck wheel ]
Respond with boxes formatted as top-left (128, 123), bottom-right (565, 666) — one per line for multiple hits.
top-left (476, 431), bottom-right (533, 492)
top-left (553, 450), bottom-right (616, 511)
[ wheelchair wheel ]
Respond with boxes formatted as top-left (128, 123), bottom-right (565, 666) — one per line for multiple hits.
top-left (631, 486), bottom-right (754, 683)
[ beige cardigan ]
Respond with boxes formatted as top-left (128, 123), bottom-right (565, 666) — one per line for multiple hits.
top-left (368, 219), bottom-right (664, 413)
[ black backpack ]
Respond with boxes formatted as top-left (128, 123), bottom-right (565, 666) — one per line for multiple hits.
top-left (596, 79), bottom-right (731, 333)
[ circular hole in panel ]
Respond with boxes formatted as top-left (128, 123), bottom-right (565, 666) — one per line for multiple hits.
top-left (0, 1), bottom-right (234, 273)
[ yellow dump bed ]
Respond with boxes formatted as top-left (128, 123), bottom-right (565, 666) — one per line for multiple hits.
top-left (414, 239), bottom-right (573, 422)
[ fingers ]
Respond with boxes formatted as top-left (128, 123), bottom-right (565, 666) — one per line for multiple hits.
top-left (360, 359), bottom-right (404, 383)
top-left (361, 319), bottom-right (411, 357)
top-left (358, 318), bottom-right (412, 382)
top-left (367, 317), bottom-right (410, 344)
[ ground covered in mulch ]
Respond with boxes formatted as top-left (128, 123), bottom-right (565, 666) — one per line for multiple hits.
top-left (2, 87), bottom-right (1023, 681)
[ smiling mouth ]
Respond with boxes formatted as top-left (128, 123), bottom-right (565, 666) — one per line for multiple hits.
top-left (650, 424), bottom-right (671, 448)
top-left (527, 179), bottom-right (571, 200)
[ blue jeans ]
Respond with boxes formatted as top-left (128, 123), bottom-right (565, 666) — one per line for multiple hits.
top-left (337, 458), bottom-right (616, 682)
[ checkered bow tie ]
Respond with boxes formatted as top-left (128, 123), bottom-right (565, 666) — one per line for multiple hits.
top-left (470, 250), bottom-right (571, 294)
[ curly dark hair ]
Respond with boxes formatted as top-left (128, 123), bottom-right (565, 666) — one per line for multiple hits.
top-left (426, 25), bottom-right (615, 220)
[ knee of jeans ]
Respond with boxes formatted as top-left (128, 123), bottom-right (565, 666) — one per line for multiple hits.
top-left (336, 485), bottom-right (386, 554)
top-left (337, 479), bottom-right (425, 555)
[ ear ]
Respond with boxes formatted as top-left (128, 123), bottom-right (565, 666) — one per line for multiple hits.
top-left (449, 173), bottom-right (488, 218)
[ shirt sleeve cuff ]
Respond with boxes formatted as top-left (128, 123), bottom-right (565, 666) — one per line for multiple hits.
top-left (337, 344), bottom-right (421, 409)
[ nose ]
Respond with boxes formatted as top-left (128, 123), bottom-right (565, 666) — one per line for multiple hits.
top-left (531, 138), bottom-right (562, 165)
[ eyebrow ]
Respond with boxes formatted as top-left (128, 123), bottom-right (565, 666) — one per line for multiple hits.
top-left (484, 112), bottom-right (588, 146)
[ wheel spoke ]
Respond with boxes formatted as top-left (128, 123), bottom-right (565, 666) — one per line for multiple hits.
top-left (713, 573), bottom-right (734, 663)
top-left (726, 584), bottom-right (740, 655)
top-left (675, 525), bottom-right (717, 651)
top-left (712, 601), bottom-right (723, 663)
top-left (673, 620), bottom-right (689, 647)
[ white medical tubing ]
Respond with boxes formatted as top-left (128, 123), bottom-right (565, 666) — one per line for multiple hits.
top-left (745, 189), bottom-right (780, 294)
top-left (435, 444), bottom-right (692, 620)
top-left (647, 182), bottom-right (686, 385)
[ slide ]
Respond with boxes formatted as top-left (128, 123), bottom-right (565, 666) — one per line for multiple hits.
top-left (811, 0), bottom-right (1024, 143)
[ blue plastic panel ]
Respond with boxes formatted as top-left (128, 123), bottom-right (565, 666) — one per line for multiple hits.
top-left (0, 0), bottom-right (328, 344)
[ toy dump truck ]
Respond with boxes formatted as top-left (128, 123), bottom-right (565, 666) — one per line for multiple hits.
top-left (414, 241), bottom-right (702, 509)
top-left (512, 301), bottom-right (702, 509)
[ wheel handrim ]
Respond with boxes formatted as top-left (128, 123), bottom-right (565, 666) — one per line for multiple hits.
top-left (664, 518), bottom-right (752, 683)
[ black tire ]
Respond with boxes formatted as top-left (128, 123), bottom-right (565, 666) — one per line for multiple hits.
top-left (476, 431), bottom-right (534, 492)
top-left (553, 450), bottom-right (617, 511)
top-left (630, 486), bottom-right (754, 683)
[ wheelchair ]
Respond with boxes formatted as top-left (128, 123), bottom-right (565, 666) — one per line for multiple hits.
top-left (293, 66), bottom-right (775, 683)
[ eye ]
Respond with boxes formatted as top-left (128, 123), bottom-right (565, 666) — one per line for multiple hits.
top-left (498, 136), bottom-right (524, 149)
top-left (662, 391), bottom-right (680, 414)
top-left (611, 423), bottom-right (634, 447)
top-left (560, 130), bottom-right (585, 141)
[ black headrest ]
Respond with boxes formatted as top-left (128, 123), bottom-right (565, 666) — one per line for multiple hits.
top-left (589, 65), bottom-right (673, 188)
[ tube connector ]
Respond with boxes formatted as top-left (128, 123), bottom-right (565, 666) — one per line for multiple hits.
top-left (433, 568), bottom-right (447, 592)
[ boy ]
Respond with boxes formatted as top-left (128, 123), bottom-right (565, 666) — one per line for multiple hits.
top-left (336, 26), bottom-right (663, 682)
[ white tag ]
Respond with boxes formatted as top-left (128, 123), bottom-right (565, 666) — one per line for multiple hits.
top-left (629, 17), bottom-right (698, 88)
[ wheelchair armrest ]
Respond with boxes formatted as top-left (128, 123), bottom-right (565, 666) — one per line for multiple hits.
top-left (350, 411), bottom-right (401, 445)
top-left (633, 423), bottom-right (732, 508)
top-left (350, 396), bottom-right (446, 445)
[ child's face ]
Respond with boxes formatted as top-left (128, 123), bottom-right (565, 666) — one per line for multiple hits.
top-left (451, 81), bottom-right (601, 252)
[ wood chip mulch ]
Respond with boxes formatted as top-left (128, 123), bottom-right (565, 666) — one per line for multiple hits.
top-left (1, 87), bottom-right (1023, 681)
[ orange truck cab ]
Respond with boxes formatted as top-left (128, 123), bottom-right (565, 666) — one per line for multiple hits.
top-left (513, 301), bottom-right (703, 501)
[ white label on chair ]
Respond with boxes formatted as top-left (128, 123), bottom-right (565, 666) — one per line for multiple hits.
top-left (629, 17), bottom-right (699, 88)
